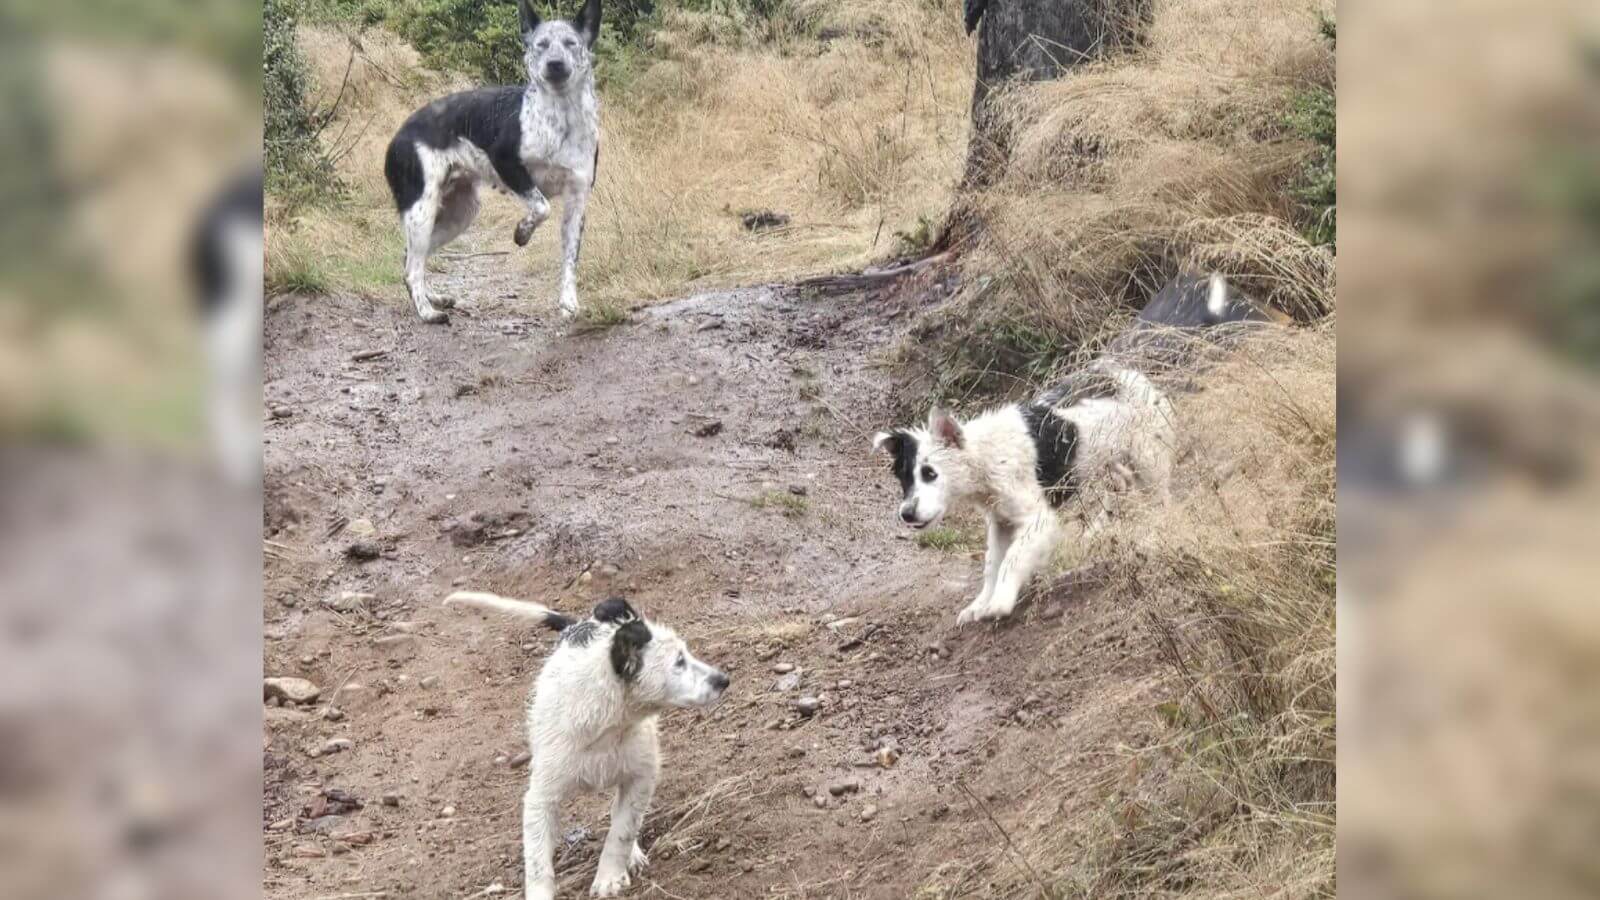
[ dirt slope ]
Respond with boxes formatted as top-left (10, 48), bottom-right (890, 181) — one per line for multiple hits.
top-left (262, 247), bottom-right (1167, 898)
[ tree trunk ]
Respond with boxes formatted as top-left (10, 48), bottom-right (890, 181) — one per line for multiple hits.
top-left (938, 0), bottom-right (1148, 249)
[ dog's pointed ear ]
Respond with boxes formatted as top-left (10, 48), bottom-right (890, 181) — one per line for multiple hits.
top-left (873, 431), bottom-right (903, 456)
top-left (609, 619), bottom-right (651, 682)
top-left (928, 408), bottom-right (964, 448)
top-left (592, 596), bottom-right (639, 624)
top-left (519, 0), bottom-right (542, 37)
top-left (574, 0), bottom-right (601, 48)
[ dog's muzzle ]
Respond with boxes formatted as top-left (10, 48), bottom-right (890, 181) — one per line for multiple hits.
top-left (544, 61), bottom-right (571, 84)
top-left (898, 502), bottom-right (931, 529)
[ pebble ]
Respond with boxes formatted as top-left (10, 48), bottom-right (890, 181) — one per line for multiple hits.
top-left (775, 672), bottom-right (801, 692)
top-left (324, 707), bottom-right (345, 721)
top-left (812, 794), bottom-right (828, 809)
top-left (802, 786), bottom-right (816, 798)
top-left (270, 406), bottom-right (295, 419)
top-left (714, 837), bottom-right (731, 852)
top-left (794, 696), bottom-right (821, 716)
top-left (837, 680), bottom-right (852, 689)
top-left (382, 793), bottom-right (402, 807)
top-left (858, 804), bottom-right (878, 823)
top-left (788, 484), bottom-right (808, 496)
top-left (325, 591), bottom-right (375, 612)
top-left (346, 518), bottom-right (377, 538)
top-left (320, 737), bottom-right (353, 756)
top-left (441, 806), bottom-right (456, 818)
top-left (786, 746), bottom-right (806, 759)
top-left (264, 677), bottom-right (321, 705)
top-left (828, 779), bottom-right (860, 797)
top-left (420, 675), bottom-right (440, 689)
top-left (772, 662), bottom-right (795, 674)
top-left (345, 541), bottom-right (381, 561)
top-left (292, 844), bottom-right (326, 858)
top-left (509, 750), bottom-right (532, 767)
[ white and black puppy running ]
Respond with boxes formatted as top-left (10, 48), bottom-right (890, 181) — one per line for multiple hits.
top-left (874, 365), bottom-right (1174, 624)
top-left (443, 591), bottom-right (730, 899)
top-left (384, 0), bottom-right (601, 323)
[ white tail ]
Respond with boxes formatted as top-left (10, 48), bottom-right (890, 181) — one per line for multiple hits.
top-left (444, 590), bottom-right (564, 625)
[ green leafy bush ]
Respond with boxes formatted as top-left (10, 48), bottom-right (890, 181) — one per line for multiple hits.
top-left (265, 0), bottom-right (341, 207)
top-left (1288, 15), bottom-right (1335, 247)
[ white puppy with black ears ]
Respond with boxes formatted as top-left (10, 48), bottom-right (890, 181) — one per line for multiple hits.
top-left (443, 591), bottom-right (731, 899)
top-left (873, 364), bottom-right (1174, 624)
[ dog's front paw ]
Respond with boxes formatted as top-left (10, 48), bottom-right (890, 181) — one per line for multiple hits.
top-left (629, 843), bottom-right (649, 872)
top-left (514, 216), bottom-right (540, 247)
top-left (590, 870), bottom-right (631, 898)
top-left (432, 293), bottom-right (456, 309)
top-left (417, 308), bottom-right (450, 325)
top-left (956, 599), bottom-right (987, 626)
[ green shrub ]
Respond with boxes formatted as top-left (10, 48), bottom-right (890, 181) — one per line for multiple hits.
top-left (265, 0), bottom-right (341, 207)
top-left (1287, 15), bottom-right (1335, 247)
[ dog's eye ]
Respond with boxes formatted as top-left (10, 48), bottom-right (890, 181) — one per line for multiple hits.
top-left (920, 465), bottom-right (938, 482)
top-left (536, 40), bottom-right (549, 50)
top-left (563, 38), bottom-right (577, 48)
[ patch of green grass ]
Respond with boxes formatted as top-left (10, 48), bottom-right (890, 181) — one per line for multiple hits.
top-left (266, 250), bottom-right (332, 296)
top-left (575, 300), bottom-right (632, 330)
top-left (1286, 14), bottom-right (1335, 247)
top-left (913, 526), bottom-right (970, 551)
top-left (749, 490), bottom-right (808, 518)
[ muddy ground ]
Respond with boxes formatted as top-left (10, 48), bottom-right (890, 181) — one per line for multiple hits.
top-left (262, 248), bottom-right (1167, 898)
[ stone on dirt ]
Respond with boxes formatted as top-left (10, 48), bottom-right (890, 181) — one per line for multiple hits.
top-left (828, 779), bottom-right (860, 797)
top-left (264, 677), bottom-right (321, 705)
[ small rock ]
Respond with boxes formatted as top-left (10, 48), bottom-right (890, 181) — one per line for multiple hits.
top-left (741, 210), bottom-right (791, 232)
top-left (927, 641), bottom-right (950, 659)
top-left (264, 677), bottom-right (321, 705)
top-left (788, 484), bottom-right (808, 497)
top-left (324, 707), bottom-right (345, 721)
top-left (794, 696), bottom-right (821, 716)
top-left (346, 518), bottom-right (377, 538)
top-left (812, 794), bottom-right (828, 809)
top-left (775, 672), bottom-right (802, 692)
top-left (875, 747), bottom-right (900, 768)
top-left (802, 785), bottom-right (816, 798)
top-left (772, 662), bottom-right (795, 674)
top-left (686, 374), bottom-right (702, 386)
top-left (382, 793), bottom-right (401, 807)
top-left (292, 844), bottom-right (327, 858)
top-left (837, 680), bottom-right (852, 689)
top-left (509, 750), bottom-right (532, 768)
top-left (828, 779), bottom-right (860, 797)
top-left (859, 804), bottom-right (878, 823)
top-left (786, 746), bottom-right (806, 759)
top-left (269, 406), bottom-right (295, 419)
top-left (419, 675), bottom-right (440, 689)
top-left (345, 541), bottom-right (381, 562)
top-left (440, 806), bottom-right (456, 818)
top-left (714, 837), bottom-right (731, 852)
top-left (336, 831), bottom-right (374, 846)
top-left (605, 436), bottom-right (620, 446)
top-left (315, 737), bottom-right (353, 757)
top-left (691, 420), bottom-right (724, 438)
top-left (324, 590), bottom-right (374, 612)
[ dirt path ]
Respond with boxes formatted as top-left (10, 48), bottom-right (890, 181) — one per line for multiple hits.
top-left (263, 247), bottom-right (1164, 898)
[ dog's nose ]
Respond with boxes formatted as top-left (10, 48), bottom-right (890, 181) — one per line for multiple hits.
top-left (545, 61), bottom-right (571, 82)
top-left (899, 506), bottom-right (918, 525)
top-left (710, 671), bottom-right (730, 691)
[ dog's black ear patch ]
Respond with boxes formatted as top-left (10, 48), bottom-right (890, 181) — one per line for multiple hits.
top-left (574, 0), bottom-right (601, 47)
top-left (887, 430), bottom-right (919, 497)
top-left (518, 0), bottom-right (541, 35)
top-left (610, 620), bottom-right (652, 682)
top-left (593, 596), bottom-right (639, 624)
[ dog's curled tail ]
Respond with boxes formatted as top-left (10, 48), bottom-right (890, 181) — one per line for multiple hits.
top-left (443, 591), bottom-right (574, 632)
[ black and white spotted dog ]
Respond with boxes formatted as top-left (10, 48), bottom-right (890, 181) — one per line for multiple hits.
top-left (190, 168), bottom-right (264, 484)
top-left (384, 0), bottom-right (601, 323)
top-left (874, 365), bottom-right (1175, 625)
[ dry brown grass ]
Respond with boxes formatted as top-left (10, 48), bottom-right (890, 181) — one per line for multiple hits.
top-left (987, 327), bottom-right (1336, 899)
top-left (267, 1), bottom-right (970, 308)
top-left (905, 0), bottom-right (1335, 406)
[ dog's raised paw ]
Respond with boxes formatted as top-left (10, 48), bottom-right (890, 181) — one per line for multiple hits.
top-left (590, 871), bottom-right (631, 897)
top-left (514, 217), bottom-right (540, 246)
top-left (956, 601), bottom-right (985, 626)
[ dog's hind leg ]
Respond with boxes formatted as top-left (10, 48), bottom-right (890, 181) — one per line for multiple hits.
top-left (425, 177), bottom-right (480, 309)
top-left (522, 786), bottom-right (559, 900)
top-left (556, 188), bottom-right (588, 318)
top-left (592, 768), bottom-right (656, 898)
